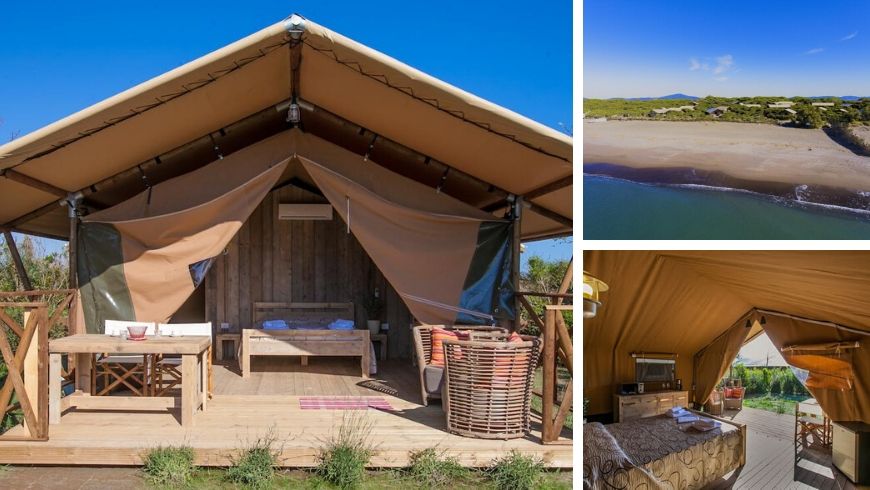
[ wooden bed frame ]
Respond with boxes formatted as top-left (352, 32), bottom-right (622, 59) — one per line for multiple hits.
top-left (241, 302), bottom-right (370, 378)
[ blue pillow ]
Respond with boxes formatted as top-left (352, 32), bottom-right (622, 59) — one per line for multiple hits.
top-left (262, 320), bottom-right (289, 330)
top-left (328, 319), bottom-right (355, 330)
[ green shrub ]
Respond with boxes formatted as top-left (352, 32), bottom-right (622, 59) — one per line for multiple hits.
top-left (488, 451), bottom-right (543, 490)
top-left (775, 400), bottom-right (787, 415)
top-left (142, 445), bottom-right (196, 486)
top-left (226, 432), bottom-right (280, 489)
top-left (769, 372), bottom-right (782, 395)
top-left (315, 414), bottom-right (373, 489)
top-left (406, 447), bottom-right (470, 487)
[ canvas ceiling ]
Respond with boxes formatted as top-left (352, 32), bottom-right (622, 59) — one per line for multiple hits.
top-left (583, 250), bottom-right (870, 421)
top-left (0, 14), bottom-right (572, 241)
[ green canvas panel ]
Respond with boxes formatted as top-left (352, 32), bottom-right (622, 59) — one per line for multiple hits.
top-left (77, 222), bottom-right (135, 333)
top-left (456, 221), bottom-right (516, 324)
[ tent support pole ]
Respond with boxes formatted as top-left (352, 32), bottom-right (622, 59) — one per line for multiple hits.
top-left (66, 194), bottom-right (81, 334)
top-left (510, 196), bottom-right (523, 331)
top-left (3, 230), bottom-right (33, 291)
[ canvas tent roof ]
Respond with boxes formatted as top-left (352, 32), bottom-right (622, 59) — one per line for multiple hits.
top-left (0, 14), bottom-right (572, 241)
top-left (583, 250), bottom-right (870, 422)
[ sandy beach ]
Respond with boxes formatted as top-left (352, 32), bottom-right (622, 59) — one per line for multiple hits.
top-left (584, 120), bottom-right (870, 190)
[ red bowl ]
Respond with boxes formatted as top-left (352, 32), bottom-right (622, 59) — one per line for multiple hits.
top-left (127, 325), bottom-right (148, 339)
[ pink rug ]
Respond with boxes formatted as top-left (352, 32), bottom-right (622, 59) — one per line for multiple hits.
top-left (299, 396), bottom-right (393, 411)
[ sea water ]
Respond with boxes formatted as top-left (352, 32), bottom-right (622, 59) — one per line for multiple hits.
top-left (584, 174), bottom-right (870, 239)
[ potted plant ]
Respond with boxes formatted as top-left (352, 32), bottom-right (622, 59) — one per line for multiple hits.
top-left (363, 294), bottom-right (383, 335)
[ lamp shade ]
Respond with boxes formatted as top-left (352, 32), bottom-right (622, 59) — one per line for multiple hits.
top-left (583, 271), bottom-right (609, 319)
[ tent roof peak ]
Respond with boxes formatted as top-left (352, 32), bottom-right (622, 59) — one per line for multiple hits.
top-left (0, 13), bottom-right (572, 240)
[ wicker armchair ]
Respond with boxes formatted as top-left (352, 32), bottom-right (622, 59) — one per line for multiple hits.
top-left (442, 335), bottom-right (540, 439)
top-left (412, 325), bottom-right (506, 406)
top-left (705, 389), bottom-right (724, 416)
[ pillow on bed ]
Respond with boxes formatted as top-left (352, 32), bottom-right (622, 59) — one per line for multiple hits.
top-left (328, 319), bottom-right (355, 330)
top-left (262, 320), bottom-right (289, 330)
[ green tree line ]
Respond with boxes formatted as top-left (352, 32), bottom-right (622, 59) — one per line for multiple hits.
top-left (729, 363), bottom-right (810, 398)
top-left (585, 96), bottom-right (870, 128)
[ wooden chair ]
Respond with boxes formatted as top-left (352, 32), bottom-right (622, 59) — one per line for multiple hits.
top-left (153, 323), bottom-right (213, 397)
top-left (412, 325), bottom-right (506, 406)
top-left (93, 320), bottom-right (156, 396)
top-left (442, 335), bottom-right (541, 439)
top-left (795, 403), bottom-right (830, 452)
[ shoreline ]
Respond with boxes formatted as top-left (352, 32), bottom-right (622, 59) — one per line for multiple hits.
top-left (584, 164), bottom-right (870, 216)
top-left (583, 120), bottom-right (870, 192)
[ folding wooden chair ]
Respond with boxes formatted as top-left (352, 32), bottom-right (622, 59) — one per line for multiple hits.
top-left (153, 323), bottom-right (213, 397)
top-left (795, 403), bottom-right (829, 453)
top-left (93, 320), bottom-right (156, 396)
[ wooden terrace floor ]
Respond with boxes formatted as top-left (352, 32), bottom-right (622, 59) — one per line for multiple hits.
top-left (708, 407), bottom-right (858, 490)
top-left (0, 357), bottom-right (573, 467)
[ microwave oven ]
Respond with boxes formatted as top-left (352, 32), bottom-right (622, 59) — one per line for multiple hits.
top-left (619, 383), bottom-right (644, 395)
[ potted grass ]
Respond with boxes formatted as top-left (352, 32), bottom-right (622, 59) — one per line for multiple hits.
top-left (363, 293), bottom-right (383, 335)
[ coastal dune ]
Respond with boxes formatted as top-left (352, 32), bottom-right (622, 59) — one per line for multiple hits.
top-left (584, 120), bottom-right (870, 190)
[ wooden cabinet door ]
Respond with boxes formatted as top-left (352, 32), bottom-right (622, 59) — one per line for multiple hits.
top-left (638, 395), bottom-right (658, 418)
top-left (656, 395), bottom-right (675, 414)
top-left (674, 392), bottom-right (689, 408)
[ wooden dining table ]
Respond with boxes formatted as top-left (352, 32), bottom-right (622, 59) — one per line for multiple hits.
top-left (49, 334), bottom-right (210, 426)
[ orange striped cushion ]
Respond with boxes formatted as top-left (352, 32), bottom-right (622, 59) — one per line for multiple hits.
top-left (493, 333), bottom-right (530, 382)
top-left (430, 328), bottom-right (458, 366)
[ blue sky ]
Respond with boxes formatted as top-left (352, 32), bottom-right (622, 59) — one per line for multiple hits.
top-left (1, 1), bottom-right (573, 265)
top-left (585, 0), bottom-right (870, 98)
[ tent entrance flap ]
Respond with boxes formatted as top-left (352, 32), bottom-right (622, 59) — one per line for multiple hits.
top-left (76, 130), bottom-right (292, 333)
top-left (297, 151), bottom-right (515, 326)
top-left (781, 341), bottom-right (861, 391)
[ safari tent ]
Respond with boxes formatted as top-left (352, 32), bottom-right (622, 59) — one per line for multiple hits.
top-left (583, 250), bottom-right (869, 423)
top-left (582, 250), bottom-right (869, 489)
top-left (0, 14), bottom-right (573, 466)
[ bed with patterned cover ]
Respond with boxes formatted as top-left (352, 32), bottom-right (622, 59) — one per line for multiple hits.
top-left (583, 412), bottom-right (746, 489)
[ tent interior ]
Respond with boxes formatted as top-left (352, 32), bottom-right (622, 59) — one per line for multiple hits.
top-left (0, 14), bottom-right (573, 363)
top-left (583, 250), bottom-right (870, 425)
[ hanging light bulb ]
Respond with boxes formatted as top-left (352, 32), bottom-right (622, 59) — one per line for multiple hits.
top-left (286, 97), bottom-right (301, 124)
top-left (583, 271), bottom-right (609, 319)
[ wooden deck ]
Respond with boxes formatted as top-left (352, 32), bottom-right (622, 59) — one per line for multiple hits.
top-left (708, 407), bottom-right (858, 490)
top-left (0, 358), bottom-right (573, 468)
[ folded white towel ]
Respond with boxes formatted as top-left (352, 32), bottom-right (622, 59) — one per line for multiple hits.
top-left (677, 415), bottom-right (700, 424)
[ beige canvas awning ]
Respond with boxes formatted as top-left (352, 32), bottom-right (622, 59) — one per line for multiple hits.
top-left (0, 14), bottom-right (572, 241)
top-left (76, 129), bottom-right (519, 332)
top-left (584, 251), bottom-right (870, 423)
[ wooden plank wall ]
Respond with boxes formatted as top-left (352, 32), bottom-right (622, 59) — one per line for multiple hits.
top-left (204, 185), bottom-right (413, 359)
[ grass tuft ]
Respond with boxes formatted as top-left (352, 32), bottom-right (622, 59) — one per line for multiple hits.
top-left (488, 451), bottom-right (544, 490)
top-left (315, 413), bottom-right (374, 489)
top-left (142, 445), bottom-right (196, 486)
top-left (406, 447), bottom-right (470, 487)
top-left (226, 429), bottom-right (281, 489)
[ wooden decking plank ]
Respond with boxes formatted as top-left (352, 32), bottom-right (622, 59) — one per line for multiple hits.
top-left (0, 359), bottom-right (571, 468)
top-left (707, 407), bottom-right (855, 490)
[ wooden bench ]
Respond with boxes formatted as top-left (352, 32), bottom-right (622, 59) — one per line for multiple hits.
top-left (240, 302), bottom-right (370, 378)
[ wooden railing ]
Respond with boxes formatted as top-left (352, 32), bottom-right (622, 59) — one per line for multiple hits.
top-left (517, 258), bottom-right (573, 445)
top-left (0, 289), bottom-right (76, 441)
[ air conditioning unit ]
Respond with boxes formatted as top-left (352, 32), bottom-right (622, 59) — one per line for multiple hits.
top-left (277, 204), bottom-right (333, 221)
